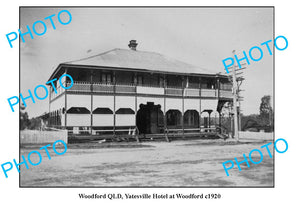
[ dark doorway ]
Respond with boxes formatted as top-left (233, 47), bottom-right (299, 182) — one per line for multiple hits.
top-left (136, 102), bottom-right (164, 134)
top-left (166, 109), bottom-right (182, 128)
top-left (202, 110), bottom-right (213, 132)
top-left (184, 110), bottom-right (199, 128)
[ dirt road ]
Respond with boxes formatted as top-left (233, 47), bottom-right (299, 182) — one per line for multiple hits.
top-left (20, 139), bottom-right (274, 187)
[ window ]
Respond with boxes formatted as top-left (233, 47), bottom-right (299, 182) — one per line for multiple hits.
top-left (159, 76), bottom-right (164, 87)
top-left (115, 71), bottom-right (134, 85)
top-left (188, 76), bottom-right (199, 88)
top-left (101, 72), bottom-right (112, 84)
top-left (150, 74), bottom-right (159, 87)
top-left (201, 78), bottom-right (215, 89)
top-left (166, 75), bottom-right (182, 88)
top-left (137, 75), bottom-right (143, 86)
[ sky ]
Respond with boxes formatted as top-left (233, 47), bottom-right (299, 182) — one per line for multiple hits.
top-left (20, 7), bottom-right (273, 118)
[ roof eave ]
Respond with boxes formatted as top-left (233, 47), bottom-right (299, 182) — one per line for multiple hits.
top-left (58, 63), bottom-right (221, 78)
top-left (47, 64), bottom-right (64, 82)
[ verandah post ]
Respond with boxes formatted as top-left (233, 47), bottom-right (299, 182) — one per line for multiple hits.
top-left (113, 71), bottom-right (116, 137)
top-left (90, 69), bottom-right (93, 135)
top-left (182, 75), bottom-right (185, 139)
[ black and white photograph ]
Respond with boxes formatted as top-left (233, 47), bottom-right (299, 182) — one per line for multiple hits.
top-left (19, 7), bottom-right (275, 187)
top-left (3, 0), bottom-right (300, 212)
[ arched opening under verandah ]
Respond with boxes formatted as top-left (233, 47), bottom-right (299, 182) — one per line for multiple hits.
top-left (183, 110), bottom-right (199, 128)
top-left (166, 109), bottom-right (182, 129)
top-left (201, 110), bottom-right (213, 132)
top-left (136, 102), bottom-right (164, 134)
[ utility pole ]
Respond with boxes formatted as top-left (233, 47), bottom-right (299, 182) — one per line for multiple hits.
top-left (231, 50), bottom-right (239, 141)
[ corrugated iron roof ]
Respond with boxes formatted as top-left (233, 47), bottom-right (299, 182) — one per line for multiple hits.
top-left (64, 48), bottom-right (218, 75)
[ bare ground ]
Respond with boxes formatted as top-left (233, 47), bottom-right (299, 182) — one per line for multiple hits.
top-left (20, 139), bottom-right (274, 187)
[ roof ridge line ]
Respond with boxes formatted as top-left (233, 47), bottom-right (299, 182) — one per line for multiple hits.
top-left (63, 48), bottom-right (120, 64)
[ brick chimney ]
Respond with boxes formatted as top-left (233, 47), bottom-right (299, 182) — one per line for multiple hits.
top-left (128, 40), bottom-right (138, 51)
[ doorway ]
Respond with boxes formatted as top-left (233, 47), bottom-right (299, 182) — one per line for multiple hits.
top-left (136, 102), bottom-right (164, 134)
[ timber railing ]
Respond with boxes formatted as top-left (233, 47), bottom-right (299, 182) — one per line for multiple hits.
top-left (61, 82), bottom-right (233, 98)
top-left (164, 126), bottom-right (229, 139)
top-left (219, 89), bottom-right (233, 98)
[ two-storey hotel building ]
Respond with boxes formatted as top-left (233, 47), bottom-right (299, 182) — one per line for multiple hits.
top-left (47, 40), bottom-right (233, 138)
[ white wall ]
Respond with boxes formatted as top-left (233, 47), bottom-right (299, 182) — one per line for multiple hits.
top-left (137, 86), bottom-right (164, 95)
top-left (67, 94), bottom-right (91, 110)
top-left (50, 94), bottom-right (65, 112)
top-left (93, 114), bottom-right (113, 126)
top-left (137, 97), bottom-right (164, 111)
top-left (116, 114), bottom-right (135, 126)
top-left (115, 96), bottom-right (135, 111)
top-left (184, 98), bottom-right (200, 113)
top-left (166, 97), bottom-right (182, 111)
top-left (201, 99), bottom-right (218, 112)
top-left (93, 95), bottom-right (114, 111)
top-left (67, 114), bottom-right (91, 126)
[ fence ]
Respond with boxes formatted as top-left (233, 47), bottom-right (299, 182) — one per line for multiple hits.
top-left (238, 131), bottom-right (273, 140)
top-left (20, 129), bottom-right (68, 144)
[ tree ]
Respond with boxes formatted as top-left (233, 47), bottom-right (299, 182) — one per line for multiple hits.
top-left (27, 117), bottom-right (37, 129)
top-left (20, 104), bottom-right (30, 130)
top-left (259, 95), bottom-right (273, 127)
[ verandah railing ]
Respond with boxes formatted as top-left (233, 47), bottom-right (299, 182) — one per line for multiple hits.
top-left (61, 82), bottom-right (232, 98)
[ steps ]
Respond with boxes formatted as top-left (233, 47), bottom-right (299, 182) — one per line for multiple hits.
top-left (216, 133), bottom-right (229, 139)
